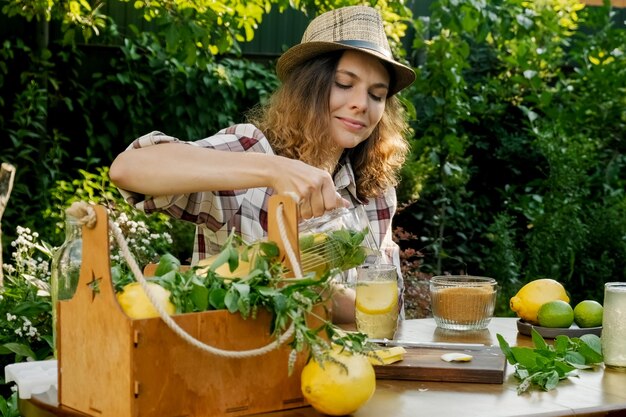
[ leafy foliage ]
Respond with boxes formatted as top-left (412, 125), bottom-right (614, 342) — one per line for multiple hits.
top-left (497, 328), bottom-right (603, 394)
top-left (0, 227), bottom-right (53, 366)
top-left (396, 0), bottom-right (626, 307)
top-left (114, 230), bottom-right (373, 374)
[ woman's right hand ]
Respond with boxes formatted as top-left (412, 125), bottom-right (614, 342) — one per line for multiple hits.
top-left (269, 156), bottom-right (349, 219)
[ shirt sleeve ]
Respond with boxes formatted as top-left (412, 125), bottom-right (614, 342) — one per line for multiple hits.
top-left (116, 124), bottom-right (274, 232)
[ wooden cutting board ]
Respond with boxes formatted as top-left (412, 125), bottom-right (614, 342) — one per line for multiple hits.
top-left (373, 346), bottom-right (507, 384)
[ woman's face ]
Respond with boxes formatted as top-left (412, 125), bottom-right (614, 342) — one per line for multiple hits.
top-left (328, 50), bottom-right (390, 152)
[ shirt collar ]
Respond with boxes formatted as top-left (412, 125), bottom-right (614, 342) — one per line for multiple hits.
top-left (333, 156), bottom-right (362, 203)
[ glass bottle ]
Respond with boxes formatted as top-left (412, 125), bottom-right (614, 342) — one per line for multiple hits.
top-left (602, 282), bottom-right (626, 370)
top-left (50, 215), bottom-right (82, 356)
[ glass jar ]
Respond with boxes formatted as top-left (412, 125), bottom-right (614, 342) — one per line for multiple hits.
top-left (602, 282), bottom-right (626, 370)
top-left (50, 215), bottom-right (82, 356)
top-left (297, 206), bottom-right (378, 279)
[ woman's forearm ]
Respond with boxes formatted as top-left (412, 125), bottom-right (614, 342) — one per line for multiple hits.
top-left (110, 143), bottom-right (275, 196)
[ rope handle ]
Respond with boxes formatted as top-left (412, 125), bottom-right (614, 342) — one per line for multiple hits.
top-left (67, 201), bottom-right (301, 358)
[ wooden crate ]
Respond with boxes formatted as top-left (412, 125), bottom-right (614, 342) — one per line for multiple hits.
top-left (57, 201), bottom-right (316, 417)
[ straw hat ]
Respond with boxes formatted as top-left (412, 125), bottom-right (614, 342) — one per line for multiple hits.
top-left (276, 6), bottom-right (415, 96)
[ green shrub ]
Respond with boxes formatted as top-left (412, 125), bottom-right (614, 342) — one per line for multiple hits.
top-left (397, 0), bottom-right (626, 307)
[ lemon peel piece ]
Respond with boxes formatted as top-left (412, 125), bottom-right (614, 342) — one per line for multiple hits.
top-left (368, 346), bottom-right (407, 365)
top-left (441, 352), bottom-right (473, 362)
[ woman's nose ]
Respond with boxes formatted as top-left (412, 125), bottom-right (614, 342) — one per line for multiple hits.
top-left (349, 88), bottom-right (368, 112)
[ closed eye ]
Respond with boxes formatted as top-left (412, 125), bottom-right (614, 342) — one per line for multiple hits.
top-left (335, 81), bottom-right (385, 102)
top-left (335, 81), bottom-right (351, 90)
top-left (369, 93), bottom-right (384, 102)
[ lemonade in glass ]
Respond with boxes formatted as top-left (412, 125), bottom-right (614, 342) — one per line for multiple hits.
top-left (355, 264), bottom-right (399, 339)
top-left (602, 282), bottom-right (626, 369)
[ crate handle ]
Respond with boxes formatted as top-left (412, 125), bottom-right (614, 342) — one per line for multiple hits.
top-left (68, 201), bottom-right (299, 358)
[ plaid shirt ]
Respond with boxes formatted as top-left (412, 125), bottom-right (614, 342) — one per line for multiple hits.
top-left (118, 124), bottom-right (402, 275)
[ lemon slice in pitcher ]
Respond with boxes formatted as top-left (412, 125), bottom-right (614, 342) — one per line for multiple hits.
top-left (356, 281), bottom-right (398, 314)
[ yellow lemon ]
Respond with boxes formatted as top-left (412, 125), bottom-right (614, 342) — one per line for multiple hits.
top-left (510, 278), bottom-right (569, 324)
top-left (537, 300), bottom-right (574, 328)
top-left (116, 282), bottom-right (176, 319)
top-left (355, 280), bottom-right (398, 315)
top-left (573, 300), bottom-right (604, 328)
top-left (197, 253), bottom-right (252, 278)
top-left (301, 347), bottom-right (376, 416)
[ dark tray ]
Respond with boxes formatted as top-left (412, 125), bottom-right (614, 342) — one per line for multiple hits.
top-left (517, 319), bottom-right (602, 339)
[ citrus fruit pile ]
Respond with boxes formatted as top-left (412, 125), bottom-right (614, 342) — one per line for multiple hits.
top-left (509, 278), bottom-right (603, 328)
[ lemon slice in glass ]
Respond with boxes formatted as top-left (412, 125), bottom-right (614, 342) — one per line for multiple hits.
top-left (356, 281), bottom-right (398, 314)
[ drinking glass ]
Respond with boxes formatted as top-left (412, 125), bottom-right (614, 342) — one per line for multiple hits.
top-left (602, 282), bottom-right (626, 370)
top-left (430, 275), bottom-right (497, 331)
top-left (355, 264), bottom-right (399, 339)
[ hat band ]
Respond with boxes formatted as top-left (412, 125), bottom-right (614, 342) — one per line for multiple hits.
top-left (336, 40), bottom-right (393, 60)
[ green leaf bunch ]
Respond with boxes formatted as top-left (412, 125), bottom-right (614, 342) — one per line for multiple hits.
top-left (497, 328), bottom-right (603, 394)
top-left (114, 229), bottom-right (373, 373)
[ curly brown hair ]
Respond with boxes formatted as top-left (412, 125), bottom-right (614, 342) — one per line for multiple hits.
top-left (247, 51), bottom-right (410, 200)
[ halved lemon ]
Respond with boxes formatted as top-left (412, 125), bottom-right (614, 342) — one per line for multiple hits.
top-left (355, 281), bottom-right (398, 315)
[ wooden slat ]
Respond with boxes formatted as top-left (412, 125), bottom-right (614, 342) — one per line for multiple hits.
top-left (58, 205), bottom-right (134, 416)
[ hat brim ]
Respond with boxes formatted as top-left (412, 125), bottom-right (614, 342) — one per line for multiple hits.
top-left (276, 41), bottom-right (415, 96)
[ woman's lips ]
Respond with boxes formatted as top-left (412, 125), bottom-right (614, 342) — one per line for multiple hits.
top-left (337, 117), bottom-right (366, 131)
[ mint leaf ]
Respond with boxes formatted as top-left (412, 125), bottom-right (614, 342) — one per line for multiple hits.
top-left (190, 284), bottom-right (209, 311)
top-left (577, 334), bottom-right (603, 364)
top-left (208, 287), bottom-right (227, 310)
top-left (496, 330), bottom-right (603, 394)
top-left (531, 328), bottom-right (548, 349)
top-left (224, 289), bottom-right (239, 313)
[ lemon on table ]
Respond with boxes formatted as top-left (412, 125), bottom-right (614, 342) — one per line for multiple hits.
top-left (510, 278), bottom-right (570, 324)
top-left (301, 347), bottom-right (376, 416)
top-left (573, 300), bottom-right (603, 328)
top-left (537, 300), bottom-right (574, 328)
top-left (116, 282), bottom-right (176, 319)
top-left (355, 280), bottom-right (398, 314)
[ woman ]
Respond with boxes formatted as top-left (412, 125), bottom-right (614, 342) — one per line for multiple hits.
top-left (110, 5), bottom-right (415, 323)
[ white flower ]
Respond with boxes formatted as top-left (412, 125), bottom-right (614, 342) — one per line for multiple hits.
top-left (523, 70), bottom-right (537, 79)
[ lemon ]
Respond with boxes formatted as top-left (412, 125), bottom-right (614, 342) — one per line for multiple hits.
top-left (510, 278), bottom-right (570, 324)
top-left (537, 300), bottom-right (574, 328)
top-left (196, 252), bottom-right (252, 278)
top-left (573, 300), bottom-right (603, 328)
top-left (301, 347), bottom-right (376, 416)
top-left (355, 280), bottom-right (398, 315)
top-left (116, 282), bottom-right (176, 319)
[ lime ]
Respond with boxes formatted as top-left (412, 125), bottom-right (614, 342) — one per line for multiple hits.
top-left (537, 300), bottom-right (574, 328)
top-left (573, 300), bottom-right (603, 328)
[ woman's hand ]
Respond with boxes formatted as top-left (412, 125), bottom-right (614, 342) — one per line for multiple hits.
top-left (270, 156), bottom-right (349, 219)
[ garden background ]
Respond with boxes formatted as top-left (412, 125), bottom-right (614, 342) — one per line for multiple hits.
top-left (1, 0), bottom-right (625, 413)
